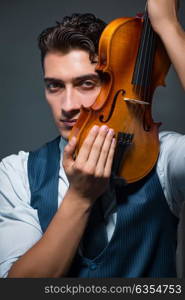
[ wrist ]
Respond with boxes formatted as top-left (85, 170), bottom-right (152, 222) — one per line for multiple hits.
top-left (64, 187), bottom-right (93, 211)
top-left (154, 19), bottom-right (180, 39)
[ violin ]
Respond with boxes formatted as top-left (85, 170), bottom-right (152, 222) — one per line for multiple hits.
top-left (70, 3), bottom-right (171, 183)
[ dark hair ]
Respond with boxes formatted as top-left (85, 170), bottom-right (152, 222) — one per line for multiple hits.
top-left (38, 13), bottom-right (107, 67)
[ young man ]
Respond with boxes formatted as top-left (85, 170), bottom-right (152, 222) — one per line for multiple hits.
top-left (0, 0), bottom-right (185, 278)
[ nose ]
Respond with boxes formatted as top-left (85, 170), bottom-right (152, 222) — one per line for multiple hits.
top-left (61, 86), bottom-right (81, 113)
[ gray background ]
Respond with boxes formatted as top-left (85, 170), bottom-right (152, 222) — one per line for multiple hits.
top-left (0, 0), bottom-right (185, 160)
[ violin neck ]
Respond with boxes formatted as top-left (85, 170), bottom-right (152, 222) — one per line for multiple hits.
top-left (132, 8), bottom-right (157, 100)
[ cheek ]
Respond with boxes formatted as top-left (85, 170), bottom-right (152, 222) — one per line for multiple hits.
top-left (45, 95), bottom-right (60, 116)
top-left (80, 87), bottom-right (101, 108)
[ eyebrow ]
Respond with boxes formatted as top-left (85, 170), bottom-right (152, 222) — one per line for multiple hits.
top-left (44, 73), bottom-right (100, 84)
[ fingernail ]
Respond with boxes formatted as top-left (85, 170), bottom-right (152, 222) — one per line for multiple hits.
top-left (70, 136), bottom-right (76, 146)
top-left (108, 128), bottom-right (114, 136)
top-left (100, 125), bottom-right (108, 132)
top-left (112, 138), bottom-right (116, 145)
top-left (92, 125), bottom-right (99, 132)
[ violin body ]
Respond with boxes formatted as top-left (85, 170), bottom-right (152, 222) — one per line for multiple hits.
top-left (70, 16), bottom-right (170, 183)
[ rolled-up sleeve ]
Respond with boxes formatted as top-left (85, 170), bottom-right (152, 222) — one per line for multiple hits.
top-left (0, 152), bottom-right (42, 278)
top-left (158, 131), bottom-right (185, 218)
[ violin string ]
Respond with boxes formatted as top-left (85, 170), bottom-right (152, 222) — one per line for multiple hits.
top-left (138, 13), bottom-right (151, 98)
top-left (138, 1), bottom-right (149, 102)
top-left (132, 12), bottom-right (149, 122)
top-left (132, 8), bottom-right (155, 128)
top-left (138, 20), bottom-right (148, 97)
top-left (150, 33), bottom-right (157, 92)
top-left (139, 17), bottom-right (150, 89)
top-left (145, 30), bottom-right (157, 101)
top-left (144, 24), bottom-right (152, 91)
top-left (134, 2), bottom-right (156, 130)
top-left (149, 33), bottom-right (157, 100)
top-left (133, 11), bottom-right (149, 87)
top-left (142, 26), bottom-right (157, 129)
top-left (147, 29), bottom-right (155, 88)
top-left (135, 13), bottom-right (150, 122)
top-left (141, 15), bottom-right (156, 101)
top-left (139, 13), bottom-right (150, 88)
top-left (143, 25), bottom-right (154, 100)
top-left (137, 13), bottom-right (154, 124)
top-left (140, 22), bottom-right (154, 125)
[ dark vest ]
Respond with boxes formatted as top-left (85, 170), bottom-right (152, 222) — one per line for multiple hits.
top-left (28, 136), bottom-right (178, 277)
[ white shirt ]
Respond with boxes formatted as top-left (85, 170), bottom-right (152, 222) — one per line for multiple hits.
top-left (0, 131), bottom-right (185, 277)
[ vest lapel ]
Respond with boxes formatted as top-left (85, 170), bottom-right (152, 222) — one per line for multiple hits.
top-left (28, 136), bottom-right (61, 232)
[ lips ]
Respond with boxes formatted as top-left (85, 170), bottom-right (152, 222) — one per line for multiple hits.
top-left (60, 119), bottom-right (77, 127)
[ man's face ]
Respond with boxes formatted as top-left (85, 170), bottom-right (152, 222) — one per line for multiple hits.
top-left (44, 50), bottom-right (101, 140)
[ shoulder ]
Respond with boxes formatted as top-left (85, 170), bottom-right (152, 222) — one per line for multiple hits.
top-left (158, 131), bottom-right (185, 217)
top-left (0, 150), bottom-right (29, 182)
top-left (0, 151), bottom-right (43, 278)
top-left (158, 130), bottom-right (185, 169)
top-left (159, 130), bottom-right (185, 148)
top-left (1, 150), bottom-right (29, 172)
top-left (0, 151), bottom-right (30, 207)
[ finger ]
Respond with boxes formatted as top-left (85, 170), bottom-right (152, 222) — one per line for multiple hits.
top-left (76, 125), bottom-right (99, 163)
top-left (87, 125), bottom-right (109, 166)
top-left (104, 137), bottom-right (116, 177)
top-left (62, 136), bottom-right (77, 168)
top-left (95, 128), bottom-right (115, 175)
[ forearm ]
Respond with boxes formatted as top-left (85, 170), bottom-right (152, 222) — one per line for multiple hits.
top-left (157, 20), bottom-right (185, 90)
top-left (7, 191), bottom-right (91, 278)
top-left (8, 123), bottom-right (115, 278)
top-left (147, 0), bottom-right (185, 90)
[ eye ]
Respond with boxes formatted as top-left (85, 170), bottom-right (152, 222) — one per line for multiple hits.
top-left (46, 82), bottom-right (64, 93)
top-left (82, 80), bottom-right (94, 87)
top-left (80, 80), bottom-right (99, 90)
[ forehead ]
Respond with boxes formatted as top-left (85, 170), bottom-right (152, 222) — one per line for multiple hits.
top-left (43, 50), bottom-right (97, 80)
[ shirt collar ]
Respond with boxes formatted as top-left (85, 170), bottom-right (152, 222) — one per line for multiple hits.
top-left (59, 136), bottom-right (68, 154)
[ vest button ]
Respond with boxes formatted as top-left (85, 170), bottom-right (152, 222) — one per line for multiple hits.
top-left (90, 263), bottom-right (97, 270)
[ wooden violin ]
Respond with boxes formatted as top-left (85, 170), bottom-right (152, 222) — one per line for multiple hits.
top-left (70, 3), bottom-right (171, 183)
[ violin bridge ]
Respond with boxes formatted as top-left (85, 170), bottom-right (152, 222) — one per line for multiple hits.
top-left (124, 98), bottom-right (150, 105)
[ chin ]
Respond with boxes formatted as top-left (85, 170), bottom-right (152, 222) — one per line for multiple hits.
top-left (59, 128), bottom-right (71, 141)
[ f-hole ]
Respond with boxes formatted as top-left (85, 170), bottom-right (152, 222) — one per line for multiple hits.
top-left (99, 89), bottom-right (125, 123)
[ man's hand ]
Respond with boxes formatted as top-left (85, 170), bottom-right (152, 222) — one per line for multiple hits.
top-left (63, 125), bottom-right (116, 204)
top-left (147, 0), bottom-right (179, 34)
